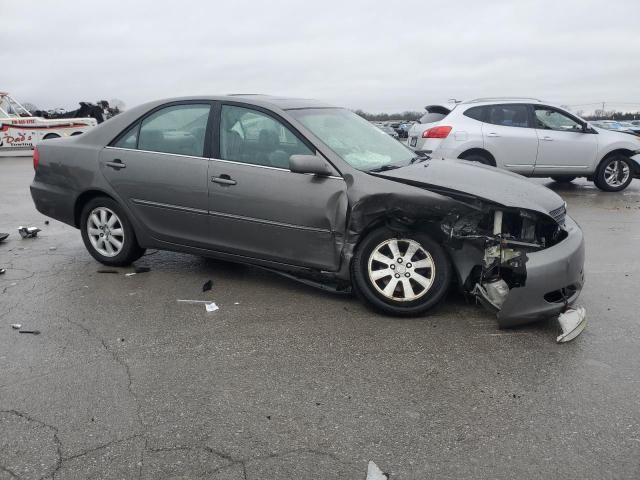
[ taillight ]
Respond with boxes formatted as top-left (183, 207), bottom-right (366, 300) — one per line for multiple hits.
top-left (33, 147), bottom-right (40, 170)
top-left (422, 126), bottom-right (452, 139)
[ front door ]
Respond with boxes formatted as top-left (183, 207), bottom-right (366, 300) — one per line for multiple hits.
top-left (100, 102), bottom-right (214, 247)
top-left (532, 105), bottom-right (598, 176)
top-left (206, 104), bottom-right (348, 271)
top-left (481, 103), bottom-right (538, 175)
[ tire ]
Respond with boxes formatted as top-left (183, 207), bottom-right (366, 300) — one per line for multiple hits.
top-left (42, 133), bottom-right (60, 140)
top-left (594, 155), bottom-right (634, 192)
top-left (80, 196), bottom-right (145, 266)
top-left (459, 151), bottom-right (494, 166)
top-left (551, 176), bottom-right (576, 183)
top-left (351, 228), bottom-right (452, 316)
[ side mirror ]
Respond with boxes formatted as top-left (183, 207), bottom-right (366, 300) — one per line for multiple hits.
top-left (582, 123), bottom-right (595, 134)
top-left (289, 154), bottom-right (333, 176)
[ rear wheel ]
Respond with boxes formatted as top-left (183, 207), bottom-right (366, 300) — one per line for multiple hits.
top-left (459, 151), bottom-right (495, 166)
top-left (80, 197), bottom-right (145, 266)
top-left (594, 155), bottom-right (633, 192)
top-left (351, 228), bottom-right (452, 316)
top-left (551, 176), bottom-right (576, 183)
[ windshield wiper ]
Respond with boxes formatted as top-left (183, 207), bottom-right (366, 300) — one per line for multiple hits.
top-left (410, 155), bottom-right (429, 164)
top-left (368, 165), bottom-right (401, 173)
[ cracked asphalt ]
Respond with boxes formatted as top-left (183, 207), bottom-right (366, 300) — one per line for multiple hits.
top-left (1, 155), bottom-right (639, 479)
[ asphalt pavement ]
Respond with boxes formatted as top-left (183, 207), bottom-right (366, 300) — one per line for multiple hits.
top-left (1, 155), bottom-right (639, 479)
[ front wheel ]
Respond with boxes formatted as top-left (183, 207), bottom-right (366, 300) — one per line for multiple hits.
top-left (594, 155), bottom-right (634, 192)
top-left (80, 197), bottom-right (145, 266)
top-left (351, 229), bottom-right (452, 316)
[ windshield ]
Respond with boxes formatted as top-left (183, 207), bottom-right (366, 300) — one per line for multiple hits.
top-left (289, 108), bottom-right (416, 171)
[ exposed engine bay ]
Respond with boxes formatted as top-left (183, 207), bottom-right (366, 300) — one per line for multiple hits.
top-left (441, 206), bottom-right (568, 312)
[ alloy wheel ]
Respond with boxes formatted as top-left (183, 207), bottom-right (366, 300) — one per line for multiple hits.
top-left (603, 159), bottom-right (630, 188)
top-left (367, 238), bottom-right (435, 302)
top-left (87, 207), bottom-right (125, 257)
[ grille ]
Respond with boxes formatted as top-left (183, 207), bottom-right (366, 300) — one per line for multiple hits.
top-left (549, 204), bottom-right (566, 226)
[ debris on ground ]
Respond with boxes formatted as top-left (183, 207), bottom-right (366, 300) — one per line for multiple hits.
top-left (366, 461), bottom-right (389, 480)
top-left (44, 220), bottom-right (49, 225)
top-left (134, 266), bottom-right (151, 274)
top-left (18, 226), bottom-right (41, 238)
top-left (10, 324), bottom-right (22, 329)
top-left (125, 272), bottom-right (136, 277)
top-left (18, 329), bottom-right (41, 335)
top-left (48, 246), bottom-right (57, 251)
top-left (202, 280), bottom-right (213, 292)
top-left (557, 306), bottom-right (587, 343)
top-left (97, 269), bottom-right (119, 274)
top-left (0, 268), bottom-right (5, 275)
top-left (0, 232), bottom-right (9, 242)
top-left (205, 302), bottom-right (219, 312)
top-left (234, 302), bottom-right (240, 305)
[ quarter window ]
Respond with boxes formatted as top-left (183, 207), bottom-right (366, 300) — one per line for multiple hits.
top-left (219, 105), bottom-right (313, 168)
top-left (484, 104), bottom-right (531, 128)
top-left (114, 104), bottom-right (210, 157)
top-left (534, 107), bottom-right (582, 131)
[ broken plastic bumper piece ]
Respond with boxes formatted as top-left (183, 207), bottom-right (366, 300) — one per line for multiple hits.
top-left (557, 306), bottom-right (587, 343)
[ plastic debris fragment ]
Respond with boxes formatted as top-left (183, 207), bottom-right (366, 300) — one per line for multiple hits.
top-left (18, 226), bottom-right (41, 238)
top-left (0, 268), bottom-right (5, 275)
top-left (205, 302), bottom-right (219, 312)
top-left (557, 306), bottom-right (587, 343)
top-left (11, 324), bottom-right (22, 329)
top-left (0, 232), bottom-right (9, 242)
top-left (202, 280), bottom-right (213, 292)
top-left (125, 273), bottom-right (136, 277)
top-left (19, 330), bottom-right (41, 335)
top-left (366, 461), bottom-right (389, 480)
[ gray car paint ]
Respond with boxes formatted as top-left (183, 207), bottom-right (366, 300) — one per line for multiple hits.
top-left (30, 95), bottom-right (585, 326)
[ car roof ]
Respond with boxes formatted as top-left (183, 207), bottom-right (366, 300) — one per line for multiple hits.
top-left (150, 94), bottom-right (336, 111)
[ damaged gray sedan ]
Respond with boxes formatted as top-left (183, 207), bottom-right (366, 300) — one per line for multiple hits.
top-left (30, 95), bottom-right (585, 329)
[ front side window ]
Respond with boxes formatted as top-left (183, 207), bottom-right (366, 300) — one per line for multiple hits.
top-left (219, 105), bottom-right (313, 168)
top-left (534, 107), bottom-right (582, 131)
top-left (115, 104), bottom-right (210, 156)
top-left (485, 104), bottom-right (531, 128)
top-left (289, 108), bottom-right (416, 171)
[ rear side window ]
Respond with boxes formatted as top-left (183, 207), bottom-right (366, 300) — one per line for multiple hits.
top-left (113, 103), bottom-right (211, 157)
top-left (463, 106), bottom-right (485, 121)
top-left (484, 104), bottom-right (531, 128)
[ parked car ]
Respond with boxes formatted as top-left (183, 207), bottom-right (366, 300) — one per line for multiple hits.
top-left (378, 125), bottom-right (399, 138)
top-left (407, 98), bottom-right (640, 191)
top-left (30, 95), bottom-right (584, 327)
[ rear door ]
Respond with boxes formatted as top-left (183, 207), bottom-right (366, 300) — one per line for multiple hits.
top-left (206, 103), bottom-right (348, 270)
top-left (100, 101), bottom-right (214, 247)
top-left (480, 104), bottom-right (538, 175)
top-left (532, 105), bottom-right (598, 175)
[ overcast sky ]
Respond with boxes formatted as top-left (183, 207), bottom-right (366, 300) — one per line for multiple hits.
top-left (1, 0), bottom-right (639, 114)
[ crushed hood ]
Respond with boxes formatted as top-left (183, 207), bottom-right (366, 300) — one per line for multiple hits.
top-left (375, 158), bottom-right (565, 216)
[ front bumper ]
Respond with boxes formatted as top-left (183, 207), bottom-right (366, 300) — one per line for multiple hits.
top-left (497, 215), bottom-right (585, 327)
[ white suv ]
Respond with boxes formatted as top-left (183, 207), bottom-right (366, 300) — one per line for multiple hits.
top-left (407, 98), bottom-right (640, 191)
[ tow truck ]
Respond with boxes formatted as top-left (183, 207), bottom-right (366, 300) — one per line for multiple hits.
top-left (0, 92), bottom-right (97, 156)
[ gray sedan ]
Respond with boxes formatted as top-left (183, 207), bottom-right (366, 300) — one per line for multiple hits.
top-left (30, 95), bottom-right (584, 326)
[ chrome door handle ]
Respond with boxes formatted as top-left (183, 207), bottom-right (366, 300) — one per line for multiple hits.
top-left (541, 136), bottom-right (553, 141)
top-left (211, 175), bottom-right (237, 186)
top-left (105, 159), bottom-right (126, 169)
top-left (487, 133), bottom-right (500, 137)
